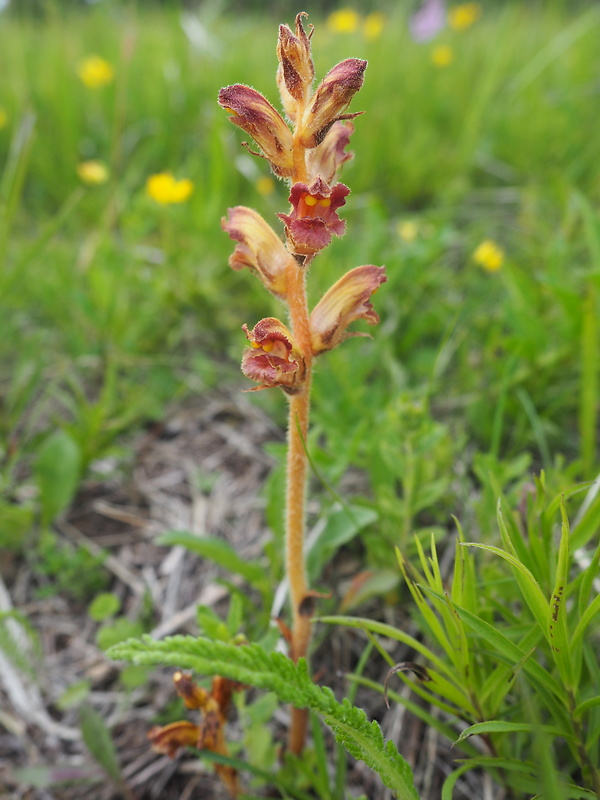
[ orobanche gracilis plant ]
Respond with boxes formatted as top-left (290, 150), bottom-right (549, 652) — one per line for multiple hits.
top-left (218, 12), bottom-right (385, 752)
top-left (108, 15), bottom-right (424, 799)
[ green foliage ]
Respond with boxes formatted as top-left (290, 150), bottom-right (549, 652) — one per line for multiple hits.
top-left (109, 635), bottom-right (420, 799)
top-left (0, 610), bottom-right (42, 680)
top-left (79, 703), bottom-right (123, 785)
top-left (33, 530), bottom-right (109, 602)
top-left (323, 483), bottom-right (600, 797)
top-left (88, 592), bottom-right (121, 622)
top-left (34, 430), bottom-right (82, 525)
top-left (2, 3), bottom-right (600, 797)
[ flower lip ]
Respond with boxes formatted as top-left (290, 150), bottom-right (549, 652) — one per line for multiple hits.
top-left (241, 318), bottom-right (306, 392)
top-left (278, 179), bottom-right (350, 256)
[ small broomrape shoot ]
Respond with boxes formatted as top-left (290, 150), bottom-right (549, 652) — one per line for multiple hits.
top-left (219, 11), bottom-right (386, 756)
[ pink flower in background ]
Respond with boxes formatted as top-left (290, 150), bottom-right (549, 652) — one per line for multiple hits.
top-left (409, 0), bottom-right (446, 42)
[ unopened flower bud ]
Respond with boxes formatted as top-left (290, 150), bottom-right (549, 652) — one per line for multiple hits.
top-left (277, 12), bottom-right (315, 120)
top-left (298, 58), bottom-right (366, 148)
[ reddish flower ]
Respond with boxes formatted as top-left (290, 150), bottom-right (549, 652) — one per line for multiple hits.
top-left (222, 206), bottom-right (294, 299)
top-left (298, 58), bottom-right (367, 148)
top-left (241, 317), bottom-right (306, 392)
top-left (307, 120), bottom-right (354, 184)
top-left (218, 85), bottom-right (294, 177)
top-left (278, 178), bottom-right (350, 257)
top-left (310, 265), bottom-right (387, 354)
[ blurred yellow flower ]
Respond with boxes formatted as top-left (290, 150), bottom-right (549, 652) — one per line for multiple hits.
top-left (146, 172), bottom-right (194, 205)
top-left (327, 8), bottom-right (360, 34)
top-left (432, 45), bottom-right (454, 67)
top-left (397, 220), bottom-right (419, 243)
top-left (0, 108), bottom-right (7, 129)
top-left (448, 3), bottom-right (481, 31)
top-left (78, 55), bottom-right (114, 89)
top-left (473, 239), bottom-right (504, 272)
top-left (77, 160), bottom-right (109, 185)
top-left (364, 12), bottom-right (385, 41)
top-left (255, 175), bottom-right (275, 196)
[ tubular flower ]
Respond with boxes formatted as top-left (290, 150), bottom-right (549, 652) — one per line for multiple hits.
top-left (306, 121), bottom-right (354, 184)
top-left (310, 265), bottom-right (387, 355)
top-left (241, 318), bottom-right (306, 393)
top-left (277, 12), bottom-right (315, 121)
top-left (218, 85), bottom-right (294, 178)
top-left (298, 58), bottom-right (366, 148)
top-left (278, 178), bottom-right (350, 257)
top-left (222, 206), bottom-right (294, 299)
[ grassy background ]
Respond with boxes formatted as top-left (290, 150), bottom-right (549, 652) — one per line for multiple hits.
top-left (1, 2), bottom-right (600, 795)
top-left (2, 1), bottom-right (599, 524)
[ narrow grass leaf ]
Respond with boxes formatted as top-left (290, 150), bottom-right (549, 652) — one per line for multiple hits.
top-left (453, 720), bottom-right (576, 747)
top-left (462, 541), bottom-right (549, 633)
top-left (547, 500), bottom-right (573, 687)
top-left (318, 615), bottom-right (453, 681)
top-left (157, 532), bottom-right (267, 588)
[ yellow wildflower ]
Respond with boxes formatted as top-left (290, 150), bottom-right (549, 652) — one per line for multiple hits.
top-left (0, 108), bottom-right (7, 129)
top-left (146, 172), bottom-right (194, 205)
top-left (77, 160), bottom-right (109, 186)
top-left (432, 45), bottom-right (453, 67)
top-left (448, 3), bottom-right (481, 31)
top-left (364, 12), bottom-right (385, 41)
top-left (327, 9), bottom-right (360, 34)
top-left (473, 240), bottom-right (504, 272)
top-left (78, 55), bottom-right (114, 89)
top-left (397, 220), bottom-right (419, 243)
top-left (256, 175), bottom-right (275, 196)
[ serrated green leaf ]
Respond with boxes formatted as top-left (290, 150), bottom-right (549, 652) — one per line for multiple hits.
top-left (79, 704), bottom-right (121, 782)
top-left (108, 636), bottom-right (420, 799)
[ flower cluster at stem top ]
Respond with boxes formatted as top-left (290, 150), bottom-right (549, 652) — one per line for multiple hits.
top-left (218, 12), bottom-right (386, 393)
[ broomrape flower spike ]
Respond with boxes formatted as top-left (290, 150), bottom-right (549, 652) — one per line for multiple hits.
top-left (218, 11), bottom-right (385, 759)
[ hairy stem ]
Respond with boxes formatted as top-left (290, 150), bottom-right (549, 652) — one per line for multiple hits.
top-left (285, 256), bottom-right (313, 754)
